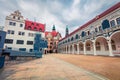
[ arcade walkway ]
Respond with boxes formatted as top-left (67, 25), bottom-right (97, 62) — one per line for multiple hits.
top-left (0, 54), bottom-right (108, 80)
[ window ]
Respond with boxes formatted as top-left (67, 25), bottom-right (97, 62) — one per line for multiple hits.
top-left (5, 39), bottom-right (13, 44)
top-left (98, 26), bottom-right (102, 31)
top-left (32, 23), bottom-right (34, 25)
top-left (18, 17), bottom-right (20, 20)
top-left (95, 28), bottom-right (98, 32)
top-left (18, 31), bottom-right (25, 36)
top-left (19, 48), bottom-right (26, 51)
top-left (116, 17), bottom-right (120, 25)
top-left (11, 31), bottom-right (14, 34)
top-left (13, 16), bottom-right (15, 19)
top-left (20, 24), bottom-right (23, 27)
top-left (7, 30), bottom-right (11, 34)
top-left (28, 26), bottom-right (31, 30)
top-left (16, 40), bottom-right (24, 44)
top-left (87, 31), bottom-right (90, 35)
top-left (9, 22), bottom-right (16, 26)
top-left (13, 22), bottom-right (16, 26)
top-left (28, 33), bottom-right (34, 37)
top-left (22, 32), bottom-right (25, 35)
top-left (29, 49), bottom-right (33, 52)
top-left (34, 27), bottom-right (37, 31)
top-left (110, 20), bottom-right (115, 27)
top-left (27, 41), bottom-right (33, 45)
top-left (7, 30), bottom-right (14, 35)
top-left (102, 19), bottom-right (110, 30)
top-left (9, 22), bottom-right (12, 25)
top-left (39, 28), bottom-right (42, 32)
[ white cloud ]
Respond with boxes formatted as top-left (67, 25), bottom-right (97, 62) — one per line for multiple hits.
top-left (0, 0), bottom-right (119, 38)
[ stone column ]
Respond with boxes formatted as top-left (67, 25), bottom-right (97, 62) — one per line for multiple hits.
top-left (83, 42), bottom-right (86, 55)
top-left (93, 41), bottom-right (97, 56)
top-left (77, 44), bottom-right (79, 54)
top-left (108, 40), bottom-right (114, 56)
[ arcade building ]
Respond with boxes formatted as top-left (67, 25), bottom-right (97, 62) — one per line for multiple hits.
top-left (58, 2), bottom-right (120, 56)
top-left (45, 25), bottom-right (61, 53)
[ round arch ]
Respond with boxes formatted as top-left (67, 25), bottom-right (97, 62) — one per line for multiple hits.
top-left (109, 31), bottom-right (120, 55)
top-left (95, 36), bottom-right (109, 56)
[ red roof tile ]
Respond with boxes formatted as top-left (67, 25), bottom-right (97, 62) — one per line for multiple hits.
top-left (25, 20), bottom-right (45, 32)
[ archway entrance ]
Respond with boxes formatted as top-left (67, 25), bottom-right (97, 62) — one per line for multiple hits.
top-left (110, 31), bottom-right (120, 56)
top-left (85, 40), bottom-right (94, 55)
top-left (95, 37), bottom-right (109, 56)
top-left (79, 42), bottom-right (84, 54)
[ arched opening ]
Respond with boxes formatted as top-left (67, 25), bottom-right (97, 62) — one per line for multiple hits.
top-left (67, 46), bottom-right (69, 53)
top-left (81, 31), bottom-right (85, 37)
top-left (70, 45), bottom-right (72, 54)
top-left (79, 42), bottom-right (83, 54)
top-left (96, 41), bottom-right (101, 51)
top-left (102, 19), bottom-right (110, 30)
top-left (110, 31), bottom-right (120, 55)
top-left (75, 34), bottom-right (79, 39)
top-left (95, 37), bottom-right (109, 56)
top-left (74, 44), bottom-right (77, 54)
top-left (68, 39), bottom-right (70, 42)
top-left (85, 40), bottom-right (93, 55)
top-left (71, 37), bottom-right (74, 41)
top-left (86, 43), bottom-right (91, 51)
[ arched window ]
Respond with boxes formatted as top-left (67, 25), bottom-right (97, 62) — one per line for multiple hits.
top-left (39, 28), bottom-right (42, 32)
top-left (110, 20), bottom-right (115, 27)
top-left (68, 39), bottom-right (70, 42)
top-left (81, 31), bottom-right (85, 37)
top-left (34, 27), bottom-right (37, 31)
top-left (102, 19), bottom-right (110, 30)
top-left (71, 37), bottom-right (74, 41)
top-left (28, 26), bottom-right (31, 30)
top-left (75, 34), bottom-right (79, 39)
top-left (13, 16), bottom-right (15, 19)
top-left (65, 40), bottom-right (67, 43)
top-left (79, 44), bottom-right (83, 51)
top-left (86, 43), bottom-right (91, 51)
top-left (96, 42), bottom-right (101, 50)
top-left (116, 17), bottom-right (120, 25)
top-left (18, 17), bottom-right (20, 20)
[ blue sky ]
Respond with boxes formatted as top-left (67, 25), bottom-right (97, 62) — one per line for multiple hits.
top-left (0, 0), bottom-right (119, 37)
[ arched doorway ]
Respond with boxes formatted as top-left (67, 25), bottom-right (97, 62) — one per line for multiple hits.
top-left (95, 37), bottom-right (109, 56)
top-left (110, 31), bottom-right (120, 56)
top-left (79, 42), bottom-right (84, 54)
top-left (85, 40), bottom-right (94, 55)
top-left (70, 45), bottom-right (72, 54)
top-left (74, 44), bottom-right (77, 54)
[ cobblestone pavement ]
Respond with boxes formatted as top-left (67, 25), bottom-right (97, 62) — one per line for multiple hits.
top-left (0, 54), bottom-right (109, 80)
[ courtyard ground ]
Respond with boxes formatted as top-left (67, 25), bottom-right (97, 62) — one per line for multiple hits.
top-left (0, 54), bottom-right (108, 80)
top-left (52, 53), bottom-right (120, 80)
